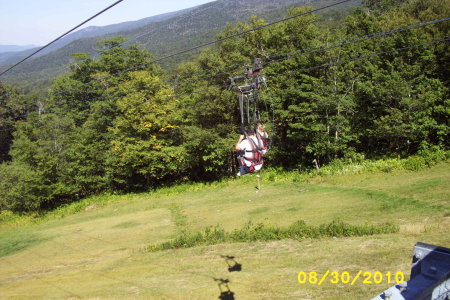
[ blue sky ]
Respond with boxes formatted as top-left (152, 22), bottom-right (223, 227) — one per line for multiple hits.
top-left (0, 0), bottom-right (215, 46)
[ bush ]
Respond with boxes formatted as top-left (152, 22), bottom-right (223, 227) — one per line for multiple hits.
top-left (0, 163), bottom-right (46, 213)
top-left (402, 156), bottom-right (427, 171)
top-left (417, 144), bottom-right (449, 166)
top-left (146, 220), bottom-right (399, 252)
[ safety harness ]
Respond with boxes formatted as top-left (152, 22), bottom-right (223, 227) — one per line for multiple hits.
top-left (239, 134), bottom-right (265, 172)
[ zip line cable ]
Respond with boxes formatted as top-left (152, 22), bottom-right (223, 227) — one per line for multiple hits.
top-left (170, 16), bottom-right (450, 87)
top-left (0, 0), bottom-right (125, 78)
top-left (267, 37), bottom-right (450, 80)
top-left (264, 17), bottom-right (450, 65)
top-left (41, 0), bottom-right (355, 98)
top-left (127, 0), bottom-right (355, 68)
top-left (1, 34), bottom-right (447, 124)
top-left (58, 13), bottom-right (450, 99)
top-left (1, 14), bottom-right (447, 118)
top-left (6, 0), bottom-right (445, 103)
top-left (15, 0), bottom-right (352, 93)
top-left (0, 18), bottom-right (447, 121)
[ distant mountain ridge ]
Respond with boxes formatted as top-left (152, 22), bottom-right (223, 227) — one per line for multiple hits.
top-left (0, 0), bottom-right (361, 88)
top-left (0, 6), bottom-right (195, 67)
top-left (0, 45), bottom-right (37, 53)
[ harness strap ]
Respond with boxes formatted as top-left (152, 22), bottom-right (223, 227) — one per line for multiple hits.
top-left (245, 136), bottom-right (264, 163)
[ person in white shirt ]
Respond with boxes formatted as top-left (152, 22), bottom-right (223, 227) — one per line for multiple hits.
top-left (235, 129), bottom-right (265, 176)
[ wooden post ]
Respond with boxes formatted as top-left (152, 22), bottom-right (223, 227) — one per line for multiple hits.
top-left (313, 159), bottom-right (320, 171)
top-left (256, 174), bottom-right (261, 192)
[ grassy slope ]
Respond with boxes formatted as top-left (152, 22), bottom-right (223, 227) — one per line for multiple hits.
top-left (0, 163), bottom-right (448, 299)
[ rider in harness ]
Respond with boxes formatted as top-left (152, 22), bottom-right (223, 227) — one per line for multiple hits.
top-left (257, 122), bottom-right (270, 150)
top-left (235, 128), bottom-right (267, 176)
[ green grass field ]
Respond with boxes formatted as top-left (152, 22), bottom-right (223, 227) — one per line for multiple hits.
top-left (0, 163), bottom-right (449, 299)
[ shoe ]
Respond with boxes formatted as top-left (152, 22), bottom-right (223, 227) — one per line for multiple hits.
top-left (236, 172), bottom-right (241, 177)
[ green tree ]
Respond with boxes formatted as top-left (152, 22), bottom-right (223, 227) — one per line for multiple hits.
top-left (49, 37), bottom-right (154, 125)
top-left (259, 7), bottom-right (323, 167)
top-left (108, 70), bottom-right (186, 190)
top-left (11, 113), bottom-right (77, 209)
top-left (64, 101), bottom-right (116, 197)
top-left (349, 3), bottom-right (449, 155)
top-left (46, 38), bottom-right (162, 196)
top-left (0, 83), bottom-right (36, 162)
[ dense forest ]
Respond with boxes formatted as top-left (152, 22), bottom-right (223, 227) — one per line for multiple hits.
top-left (0, 0), bottom-right (448, 213)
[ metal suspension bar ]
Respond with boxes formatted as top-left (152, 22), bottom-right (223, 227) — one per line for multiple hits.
top-left (239, 93), bottom-right (245, 134)
top-left (230, 58), bottom-right (269, 139)
top-left (253, 92), bottom-right (258, 130)
top-left (254, 85), bottom-right (262, 127)
top-left (246, 94), bottom-right (251, 131)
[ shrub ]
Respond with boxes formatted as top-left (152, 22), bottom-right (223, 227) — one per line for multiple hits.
top-left (417, 144), bottom-right (449, 166)
top-left (146, 220), bottom-right (399, 252)
top-left (402, 156), bottom-right (427, 171)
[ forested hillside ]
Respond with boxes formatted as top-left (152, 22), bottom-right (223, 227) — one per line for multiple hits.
top-left (0, 0), bottom-right (448, 213)
top-left (0, 0), bottom-right (361, 88)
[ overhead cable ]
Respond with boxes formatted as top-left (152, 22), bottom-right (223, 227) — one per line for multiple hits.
top-left (0, 0), bottom-right (125, 77)
top-left (135, 0), bottom-right (355, 67)
top-left (0, 37), bottom-right (447, 132)
top-left (44, 0), bottom-right (355, 98)
top-left (2, 17), bottom-right (447, 118)
top-left (265, 16), bottom-right (450, 65)
top-left (267, 37), bottom-right (450, 79)
top-left (173, 17), bottom-right (450, 86)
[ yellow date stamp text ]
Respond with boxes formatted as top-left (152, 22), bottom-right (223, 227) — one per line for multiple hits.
top-left (297, 270), bottom-right (405, 285)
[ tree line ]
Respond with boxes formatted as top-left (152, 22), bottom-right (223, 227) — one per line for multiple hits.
top-left (0, 0), bottom-right (448, 212)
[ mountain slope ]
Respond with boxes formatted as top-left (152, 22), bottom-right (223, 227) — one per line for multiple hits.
top-left (0, 6), bottom-right (195, 68)
top-left (0, 0), bottom-right (361, 88)
top-left (0, 45), bottom-right (36, 53)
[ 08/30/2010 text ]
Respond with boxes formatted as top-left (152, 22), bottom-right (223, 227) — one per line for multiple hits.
top-left (297, 270), bottom-right (405, 286)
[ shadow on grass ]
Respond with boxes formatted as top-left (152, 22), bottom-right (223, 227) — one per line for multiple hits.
top-left (214, 278), bottom-right (235, 300)
top-left (221, 255), bottom-right (242, 272)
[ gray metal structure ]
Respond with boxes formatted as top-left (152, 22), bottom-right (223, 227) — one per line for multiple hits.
top-left (371, 242), bottom-right (449, 300)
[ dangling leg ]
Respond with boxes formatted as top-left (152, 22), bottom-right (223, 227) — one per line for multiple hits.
top-left (239, 165), bottom-right (251, 176)
top-left (236, 153), bottom-right (250, 177)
